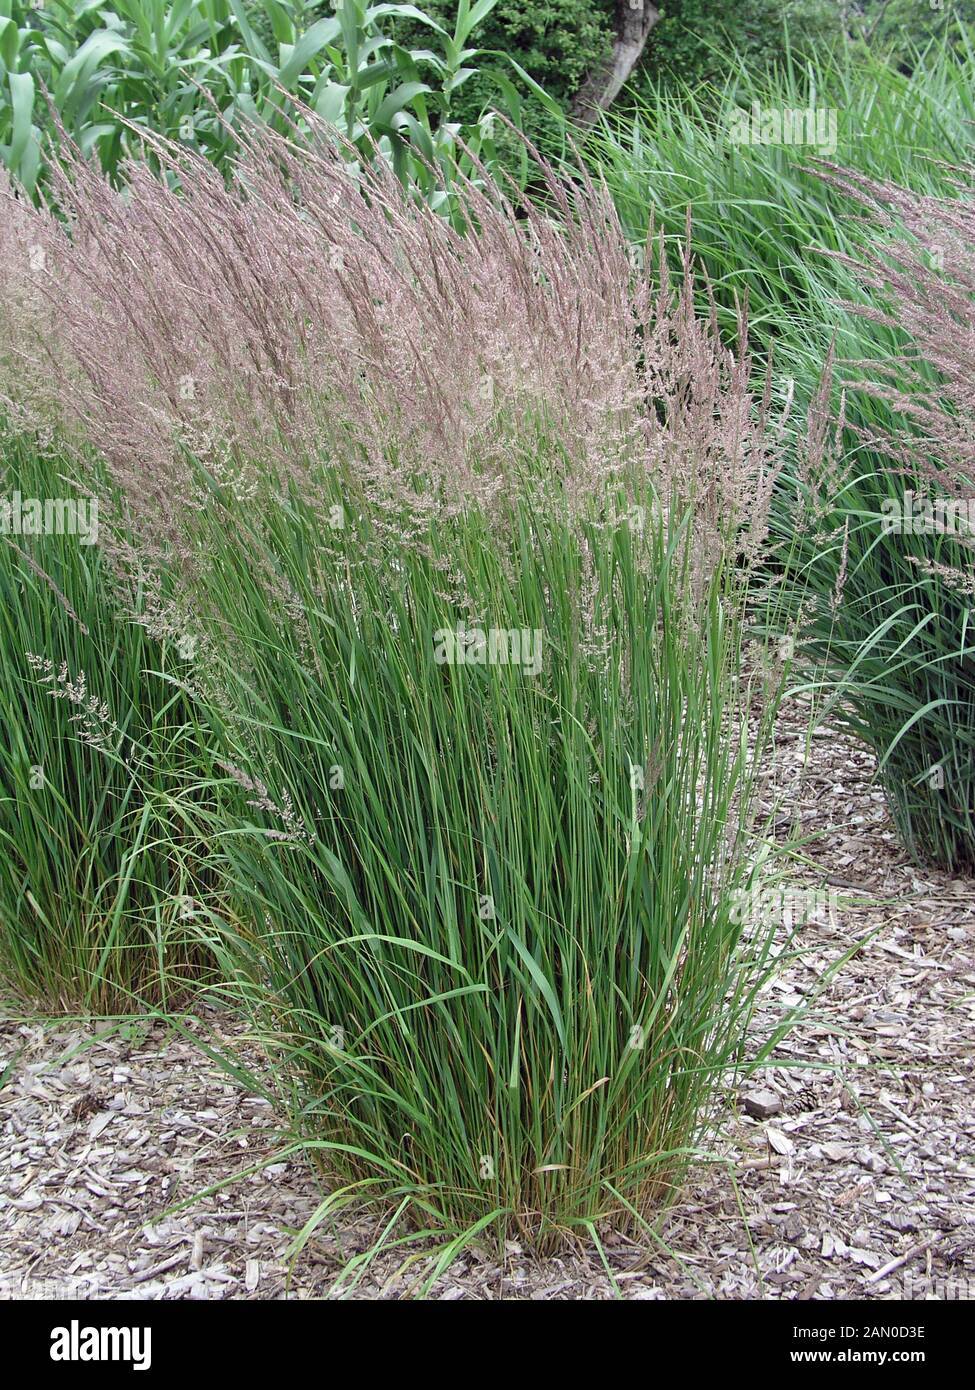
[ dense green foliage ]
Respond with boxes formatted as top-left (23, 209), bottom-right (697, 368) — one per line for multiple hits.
top-left (390, 0), bottom-right (611, 138)
top-left (861, 0), bottom-right (975, 67)
top-left (4, 1), bottom-right (971, 201)
top-left (0, 0), bottom-right (555, 206)
top-left (644, 0), bottom-right (847, 91)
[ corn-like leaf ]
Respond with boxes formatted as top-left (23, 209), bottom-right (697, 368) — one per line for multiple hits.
top-left (7, 69), bottom-right (33, 170)
top-left (275, 16), bottom-right (342, 88)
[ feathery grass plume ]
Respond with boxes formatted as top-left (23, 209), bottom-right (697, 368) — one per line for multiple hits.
top-left (3, 115), bottom-right (782, 572)
top-left (0, 170), bottom-right (66, 437)
top-left (0, 117), bottom-right (802, 1257)
top-left (812, 163), bottom-right (975, 500)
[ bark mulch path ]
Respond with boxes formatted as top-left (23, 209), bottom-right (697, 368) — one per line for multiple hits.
top-left (2, 700), bottom-right (973, 1299)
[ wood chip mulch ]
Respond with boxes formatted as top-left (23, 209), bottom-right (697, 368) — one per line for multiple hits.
top-left (2, 698), bottom-right (973, 1299)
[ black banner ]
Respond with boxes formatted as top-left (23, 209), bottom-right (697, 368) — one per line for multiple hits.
top-left (0, 1296), bottom-right (966, 1374)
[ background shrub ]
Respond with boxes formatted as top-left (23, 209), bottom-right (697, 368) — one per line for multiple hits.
top-left (642, 0), bottom-right (849, 91)
top-left (390, 0), bottom-right (612, 143)
top-left (860, 0), bottom-right (975, 69)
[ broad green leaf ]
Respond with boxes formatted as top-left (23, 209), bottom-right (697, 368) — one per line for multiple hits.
top-left (498, 54), bottom-right (566, 119)
top-left (276, 16), bottom-right (341, 88)
top-left (455, 0), bottom-right (499, 48)
top-left (7, 69), bottom-right (33, 170)
top-left (0, 16), bottom-right (19, 69)
top-left (365, 4), bottom-right (448, 36)
top-left (261, 0), bottom-right (298, 48)
top-left (313, 78), bottom-right (350, 125)
top-left (54, 31), bottom-right (131, 113)
top-left (374, 79), bottom-right (430, 128)
top-left (225, 0), bottom-right (272, 64)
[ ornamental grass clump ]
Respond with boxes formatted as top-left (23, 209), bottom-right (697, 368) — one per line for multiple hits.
top-left (784, 165), bottom-right (975, 871)
top-left (0, 178), bottom-right (224, 1009)
top-left (585, 42), bottom-right (975, 872)
top-left (2, 122), bottom-right (796, 1252)
top-left (0, 428), bottom-right (220, 1010)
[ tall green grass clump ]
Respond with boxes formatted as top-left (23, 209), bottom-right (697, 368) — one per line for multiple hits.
top-left (4, 125), bottom-right (799, 1250)
top-left (0, 179), bottom-right (221, 1011)
top-left (780, 167), bottom-right (975, 871)
top-left (589, 40), bottom-right (975, 873)
top-left (0, 429), bottom-right (219, 1009)
top-left (198, 480), bottom-right (794, 1252)
top-left (587, 39), bottom-right (975, 356)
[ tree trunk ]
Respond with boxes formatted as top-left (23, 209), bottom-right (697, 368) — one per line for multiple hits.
top-left (570, 0), bottom-right (661, 126)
